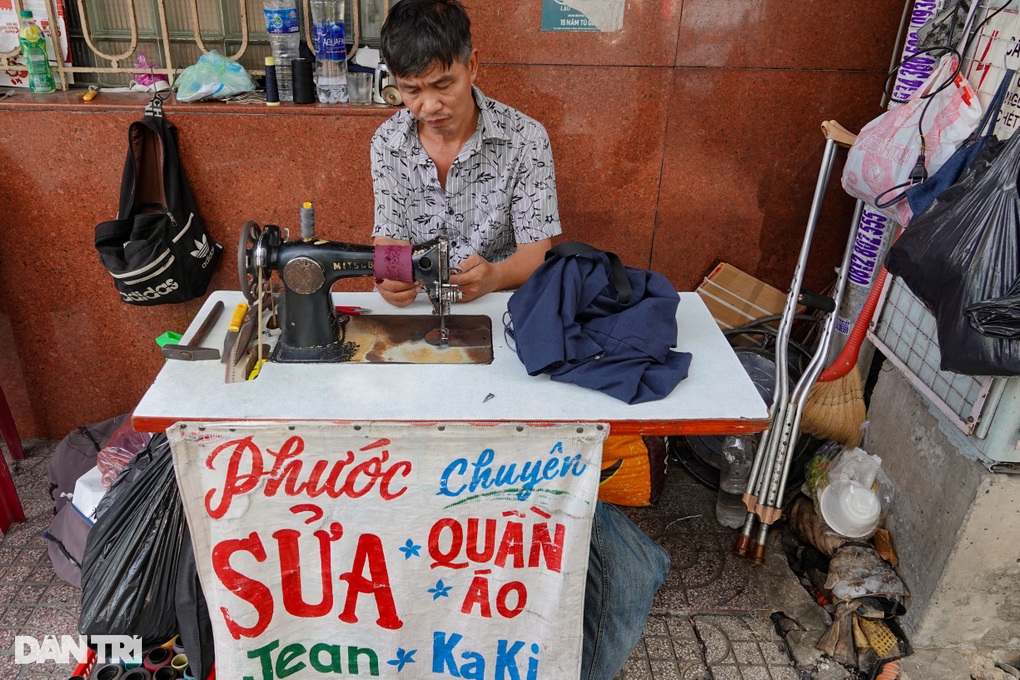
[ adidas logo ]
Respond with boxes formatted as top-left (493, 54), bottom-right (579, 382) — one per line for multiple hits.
top-left (191, 234), bottom-right (211, 260)
top-left (120, 277), bottom-right (179, 302)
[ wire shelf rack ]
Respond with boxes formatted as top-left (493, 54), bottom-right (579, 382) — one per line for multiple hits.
top-left (869, 276), bottom-right (998, 435)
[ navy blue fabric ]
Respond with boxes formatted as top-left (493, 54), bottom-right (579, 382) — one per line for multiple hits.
top-left (507, 250), bottom-right (693, 404)
top-left (906, 69), bottom-right (1014, 219)
top-left (905, 136), bottom-right (991, 217)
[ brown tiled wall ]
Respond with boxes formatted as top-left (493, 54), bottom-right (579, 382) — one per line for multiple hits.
top-left (0, 1), bottom-right (903, 438)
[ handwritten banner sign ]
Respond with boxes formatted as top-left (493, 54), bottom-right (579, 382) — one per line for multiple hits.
top-left (169, 422), bottom-right (606, 680)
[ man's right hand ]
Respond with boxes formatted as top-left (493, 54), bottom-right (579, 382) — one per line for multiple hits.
top-left (376, 278), bottom-right (420, 307)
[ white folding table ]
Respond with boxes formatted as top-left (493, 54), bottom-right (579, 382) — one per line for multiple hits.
top-left (133, 291), bottom-right (769, 435)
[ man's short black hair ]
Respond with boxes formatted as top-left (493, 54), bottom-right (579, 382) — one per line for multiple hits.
top-left (380, 0), bottom-right (473, 79)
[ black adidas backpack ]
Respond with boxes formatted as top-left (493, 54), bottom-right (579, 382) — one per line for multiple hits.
top-left (94, 110), bottom-right (222, 305)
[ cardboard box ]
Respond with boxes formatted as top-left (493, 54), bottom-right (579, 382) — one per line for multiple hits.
top-left (696, 263), bottom-right (788, 335)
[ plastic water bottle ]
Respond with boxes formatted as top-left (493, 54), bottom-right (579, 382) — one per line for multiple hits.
top-left (310, 0), bottom-right (348, 103)
top-left (716, 436), bottom-right (755, 529)
top-left (18, 11), bottom-right (55, 94)
top-left (263, 0), bottom-right (300, 102)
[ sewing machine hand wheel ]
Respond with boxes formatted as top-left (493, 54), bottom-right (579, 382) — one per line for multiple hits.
top-left (238, 220), bottom-right (263, 304)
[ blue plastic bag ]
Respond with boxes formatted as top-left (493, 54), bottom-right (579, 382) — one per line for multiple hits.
top-left (174, 50), bottom-right (255, 102)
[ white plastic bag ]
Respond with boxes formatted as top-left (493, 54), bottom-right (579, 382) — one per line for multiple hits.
top-left (805, 447), bottom-right (894, 539)
top-left (174, 50), bottom-right (256, 102)
top-left (842, 54), bottom-right (982, 226)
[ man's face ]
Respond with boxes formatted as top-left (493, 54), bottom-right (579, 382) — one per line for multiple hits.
top-left (395, 50), bottom-right (478, 139)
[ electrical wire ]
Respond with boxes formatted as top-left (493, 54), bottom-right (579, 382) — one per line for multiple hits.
top-left (882, 45), bottom-right (962, 106)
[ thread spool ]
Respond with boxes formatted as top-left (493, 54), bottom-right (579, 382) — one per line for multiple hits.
top-left (265, 56), bottom-right (280, 106)
top-left (143, 646), bottom-right (172, 671)
top-left (291, 58), bottom-right (315, 104)
top-left (93, 665), bottom-right (124, 680)
top-left (301, 201), bottom-right (315, 240)
top-left (171, 653), bottom-right (189, 672)
top-left (153, 667), bottom-right (177, 680)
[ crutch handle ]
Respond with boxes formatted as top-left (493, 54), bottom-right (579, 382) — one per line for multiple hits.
top-left (798, 289), bottom-right (836, 313)
top-left (821, 120), bottom-right (857, 148)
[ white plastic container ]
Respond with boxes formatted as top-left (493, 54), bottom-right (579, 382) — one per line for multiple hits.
top-left (819, 479), bottom-right (881, 538)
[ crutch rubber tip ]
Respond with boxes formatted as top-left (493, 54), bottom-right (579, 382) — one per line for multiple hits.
top-left (750, 543), bottom-right (767, 566)
top-left (733, 535), bottom-right (752, 557)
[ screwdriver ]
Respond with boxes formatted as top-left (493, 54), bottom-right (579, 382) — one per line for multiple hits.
top-left (221, 303), bottom-right (248, 363)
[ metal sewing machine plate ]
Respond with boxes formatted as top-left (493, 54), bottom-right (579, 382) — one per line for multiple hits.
top-left (340, 314), bottom-right (492, 364)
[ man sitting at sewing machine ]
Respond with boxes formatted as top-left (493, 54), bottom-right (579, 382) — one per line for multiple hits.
top-left (370, 2), bottom-right (670, 679)
top-left (370, 0), bottom-right (558, 306)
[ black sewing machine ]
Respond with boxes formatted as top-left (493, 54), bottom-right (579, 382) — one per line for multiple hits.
top-left (238, 218), bottom-right (467, 363)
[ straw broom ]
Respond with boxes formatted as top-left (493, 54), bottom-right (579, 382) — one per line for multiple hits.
top-left (801, 267), bottom-right (888, 448)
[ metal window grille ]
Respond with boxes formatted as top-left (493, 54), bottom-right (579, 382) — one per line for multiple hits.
top-left (1, 0), bottom-right (389, 89)
top-left (870, 276), bottom-right (998, 435)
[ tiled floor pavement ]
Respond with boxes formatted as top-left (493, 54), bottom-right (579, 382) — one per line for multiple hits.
top-left (0, 442), bottom-right (83, 679)
top-left (0, 440), bottom-right (805, 679)
top-left (617, 466), bottom-right (802, 680)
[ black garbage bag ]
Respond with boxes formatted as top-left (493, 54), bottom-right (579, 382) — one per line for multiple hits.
top-left (79, 434), bottom-right (185, 643)
top-left (176, 523), bottom-right (214, 680)
top-left (967, 275), bottom-right (1020, 338)
top-left (885, 122), bottom-right (1020, 376)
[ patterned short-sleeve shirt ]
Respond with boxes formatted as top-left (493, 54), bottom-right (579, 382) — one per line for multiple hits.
top-left (371, 87), bottom-right (562, 266)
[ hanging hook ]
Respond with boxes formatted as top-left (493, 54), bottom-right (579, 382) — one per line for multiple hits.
top-left (144, 68), bottom-right (169, 118)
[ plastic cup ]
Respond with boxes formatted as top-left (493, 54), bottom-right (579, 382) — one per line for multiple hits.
top-left (347, 72), bottom-right (373, 105)
top-left (819, 480), bottom-right (881, 538)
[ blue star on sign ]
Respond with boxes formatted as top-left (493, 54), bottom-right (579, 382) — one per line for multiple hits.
top-left (387, 647), bottom-right (417, 672)
top-left (428, 580), bottom-right (452, 600)
top-left (398, 539), bottom-right (421, 560)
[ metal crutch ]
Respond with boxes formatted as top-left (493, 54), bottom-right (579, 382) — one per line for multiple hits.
top-left (733, 121), bottom-right (859, 564)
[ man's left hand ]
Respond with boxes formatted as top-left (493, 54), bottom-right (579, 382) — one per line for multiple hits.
top-left (449, 253), bottom-right (500, 303)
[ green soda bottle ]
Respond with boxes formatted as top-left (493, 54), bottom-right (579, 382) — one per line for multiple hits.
top-left (18, 10), bottom-right (56, 94)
